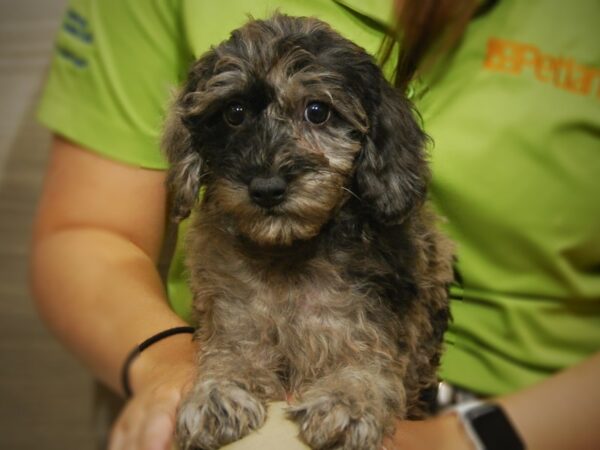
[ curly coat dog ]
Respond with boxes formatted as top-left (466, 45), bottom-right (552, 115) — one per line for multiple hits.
top-left (163, 14), bottom-right (453, 450)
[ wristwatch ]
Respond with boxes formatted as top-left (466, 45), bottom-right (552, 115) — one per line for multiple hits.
top-left (453, 400), bottom-right (526, 450)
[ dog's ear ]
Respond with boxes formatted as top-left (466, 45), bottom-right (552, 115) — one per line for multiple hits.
top-left (354, 83), bottom-right (429, 225)
top-left (162, 53), bottom-right (217, 222)
top-left (162, 109), bottom-right (203, 222)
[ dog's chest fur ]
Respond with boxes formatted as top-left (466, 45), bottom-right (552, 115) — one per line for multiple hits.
top-left (185, 211), bottom-right (415, 386)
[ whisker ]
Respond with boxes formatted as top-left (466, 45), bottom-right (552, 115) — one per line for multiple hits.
top-left (341, 186), bottom-right (362, 202)
top-left (197, 170), bottom-right (212, 183)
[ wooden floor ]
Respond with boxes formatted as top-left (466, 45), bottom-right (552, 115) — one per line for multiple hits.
top-left (0, 1), bottom-right (99, 449)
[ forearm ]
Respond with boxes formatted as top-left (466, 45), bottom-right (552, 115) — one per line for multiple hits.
top-left (387, 352), bottom-right (600, 450)
top-left (31, 226), bottom-right (195, 395)
top-left (497, 351), bottom-right (600, 450)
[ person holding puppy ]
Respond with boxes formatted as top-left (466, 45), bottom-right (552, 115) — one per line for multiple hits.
top-left (31, 0), bottom-right (600, 449)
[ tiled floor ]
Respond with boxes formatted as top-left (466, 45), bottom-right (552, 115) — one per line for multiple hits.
top-left (0, 1), bottom-right (98, 449)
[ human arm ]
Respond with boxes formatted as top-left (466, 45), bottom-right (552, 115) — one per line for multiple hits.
top-left (30, 136), bottom-right (196, 450)
top-left (384, 351), bottom-right (600, 449)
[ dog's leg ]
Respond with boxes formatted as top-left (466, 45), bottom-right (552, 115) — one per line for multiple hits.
top-left (288, 365), bottom-right (405, 450)
top-left (176, 344), bottom-right (283, 450)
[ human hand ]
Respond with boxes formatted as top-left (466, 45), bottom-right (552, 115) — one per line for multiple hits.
top-left (108, 335), bottom-right (197, 450)
top-left (382, 414), bottom-right (472, 450)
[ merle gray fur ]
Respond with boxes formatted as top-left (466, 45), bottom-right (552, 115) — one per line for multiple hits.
top-left (163, 14), bottom-right (453, 450)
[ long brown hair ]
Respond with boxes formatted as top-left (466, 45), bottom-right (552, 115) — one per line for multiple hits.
top-left (380, 0), bottom-right (483, 91)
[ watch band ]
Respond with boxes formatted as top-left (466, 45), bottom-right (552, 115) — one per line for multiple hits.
top-left (454, 400), bottom-right (525, 450)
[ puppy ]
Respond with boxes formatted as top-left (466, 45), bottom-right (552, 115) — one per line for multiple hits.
top-left (163, 14), bottom-right (453, 450)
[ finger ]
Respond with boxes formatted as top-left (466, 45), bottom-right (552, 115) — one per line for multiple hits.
top-left (110, 420), bottom-right (138, 450)
top-left (140, 409), bottom-right (176, 450)
top-left (109, 401), bottom-right (142, 450)
top-left (108, 427), bottom-right (125, 450)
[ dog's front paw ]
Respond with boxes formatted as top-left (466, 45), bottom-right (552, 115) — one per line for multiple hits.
top-left (176, 380), bottom-right (266, 450)
top-left (288, 393), bottom-right (382, 450)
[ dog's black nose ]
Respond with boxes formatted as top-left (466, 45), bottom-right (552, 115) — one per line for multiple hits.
top-left (249, 176), bottom-right (287, 208)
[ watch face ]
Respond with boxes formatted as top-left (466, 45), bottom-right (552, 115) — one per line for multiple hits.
top-left (466, 404), bottom-right (525, 450)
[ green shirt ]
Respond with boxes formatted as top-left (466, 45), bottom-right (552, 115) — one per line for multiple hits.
top-left (38, 0), bottom-right (600, 396)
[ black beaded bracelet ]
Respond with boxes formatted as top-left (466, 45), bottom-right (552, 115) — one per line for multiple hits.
top-left (121, 326), bottom-right (196, 397)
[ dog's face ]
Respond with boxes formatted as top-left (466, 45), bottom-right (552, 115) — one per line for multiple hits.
top-left (164, 15), bottom-right (428, 246)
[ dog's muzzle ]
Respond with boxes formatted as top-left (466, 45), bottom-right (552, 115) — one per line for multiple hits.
top-left (248, 175), bottom-right (287, 208)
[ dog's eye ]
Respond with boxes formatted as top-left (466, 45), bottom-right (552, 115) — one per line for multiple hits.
top-left (223, 102), bottom-right (246, 127)
top-left (304, 101), bottom-right (331, 125)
